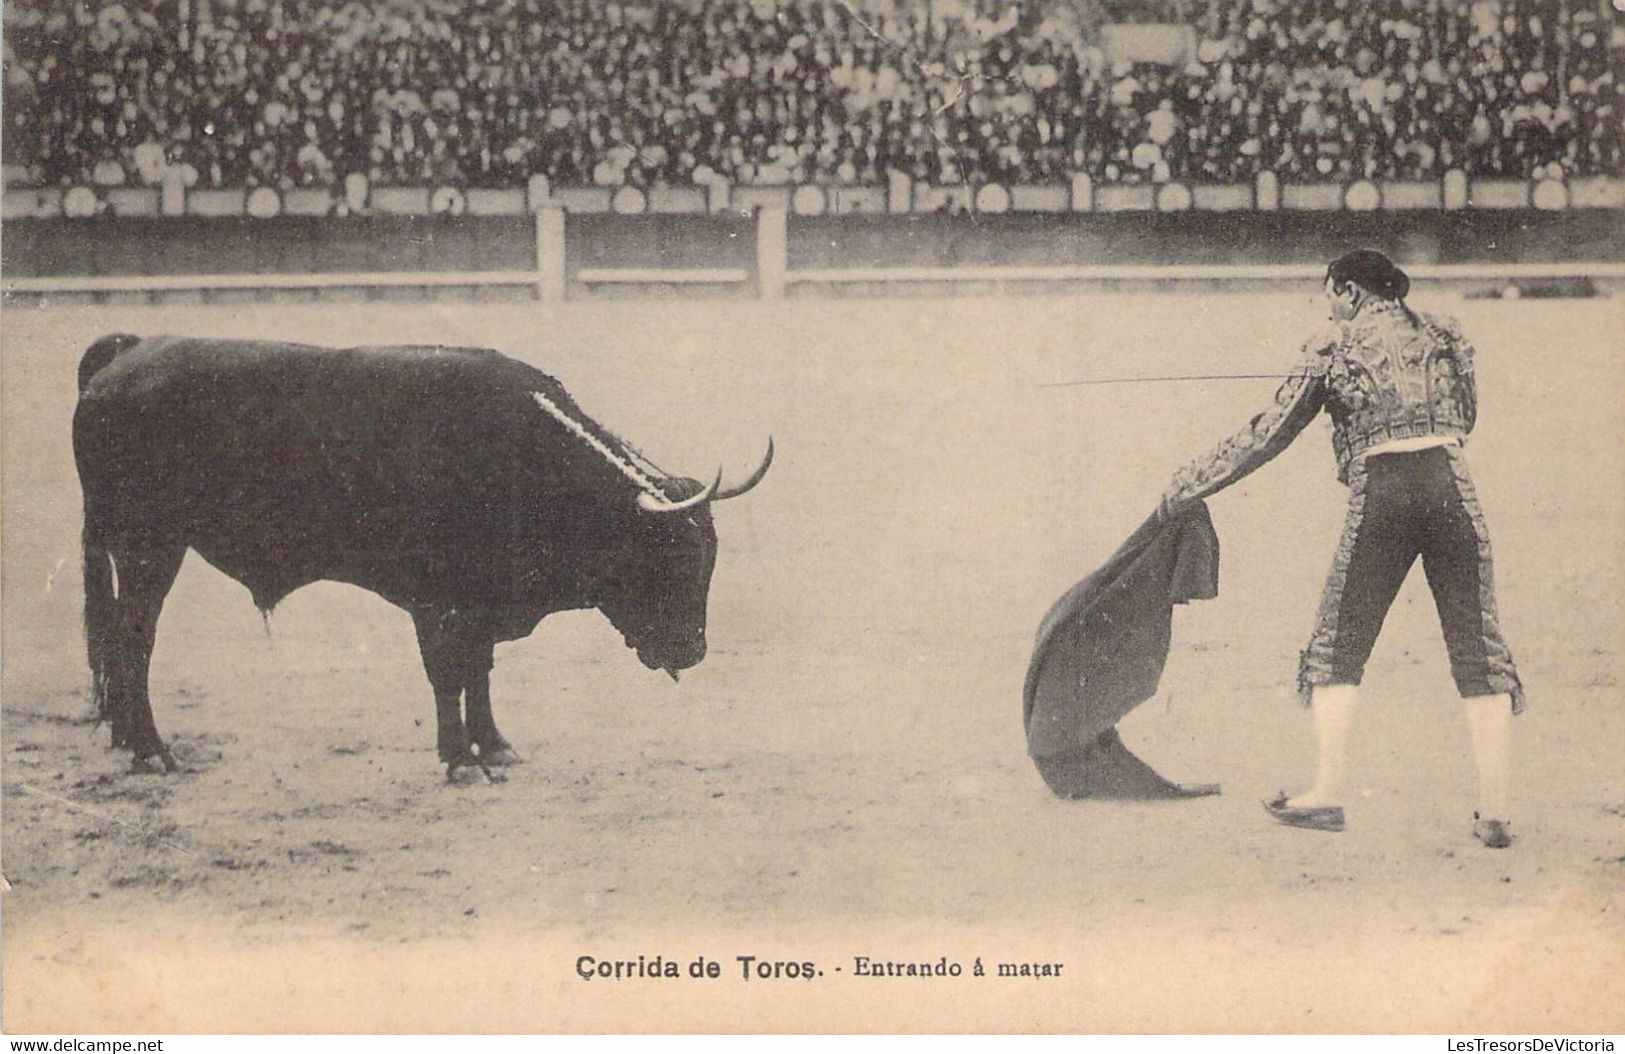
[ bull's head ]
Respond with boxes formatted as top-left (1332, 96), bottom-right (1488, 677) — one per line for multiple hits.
top-left (596, 441), bottom-right (772, 679)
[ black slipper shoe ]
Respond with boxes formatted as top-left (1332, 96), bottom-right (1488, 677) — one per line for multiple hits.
top-left (1263, 792), bottom-right (1345, 833)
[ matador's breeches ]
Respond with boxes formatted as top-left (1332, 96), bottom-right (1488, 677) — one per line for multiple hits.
top-left (1298, 445), bottom-right (1525, 712)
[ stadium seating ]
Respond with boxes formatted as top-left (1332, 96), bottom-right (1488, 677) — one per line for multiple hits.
top-left (3, 0), bottom-right (1620, 195)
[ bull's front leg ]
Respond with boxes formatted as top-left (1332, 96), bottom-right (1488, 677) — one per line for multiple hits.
top-left (411, 609), bottom-right (496, 783)
top-left (465, 659), bottom-right (523, 767)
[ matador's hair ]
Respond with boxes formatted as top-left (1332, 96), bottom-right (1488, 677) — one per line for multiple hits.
top-left (1328, 249), bottom-right (1416, 323)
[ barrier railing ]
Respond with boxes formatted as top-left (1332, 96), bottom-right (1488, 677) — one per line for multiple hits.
top-left (5, 206), bottom-right (1624, 301)
top-left (787, 262), bottom-right (1625, 285)
top-left (9, 172), bottom-right (1623, 221)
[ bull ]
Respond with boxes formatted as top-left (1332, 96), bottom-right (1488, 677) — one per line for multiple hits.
top-left (73, 334), bottom-right (771, 779)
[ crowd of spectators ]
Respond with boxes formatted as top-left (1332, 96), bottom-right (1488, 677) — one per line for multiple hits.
top-left (3, 0), bottom-right (1620, 195)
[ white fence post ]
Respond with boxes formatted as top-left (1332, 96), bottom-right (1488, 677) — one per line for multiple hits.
top-left (756, 205), bottom-right (787, 300)
top-left (887, 170), bottom-right (912, 214)
top-left (160, 168), bottom-right (187, 216)
top-left (707, 179), bottom-right (732, 213)
top-left (1070, 172), bottom-right (1093, 212)
top-left (1442, 169), bottom-right (1469, 210)
top-left (1255, 170), bottom-right (1280, 211)
top-left (535, 206), bottom-right (565, 302)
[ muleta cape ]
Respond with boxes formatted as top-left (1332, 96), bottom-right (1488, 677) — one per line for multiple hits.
top-left (1023, 501), bottom-right (1223, 799)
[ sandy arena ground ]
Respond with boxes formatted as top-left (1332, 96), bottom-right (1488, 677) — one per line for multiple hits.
top-left (2, 290), bottom-right (1622, 1033)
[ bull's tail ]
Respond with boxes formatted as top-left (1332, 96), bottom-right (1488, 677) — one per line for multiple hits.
top-left (78, 336), bottom-right (140, 732)
top-left (78, 333), bottom-right (141, 394)
top-left (82, 527), bottom-right (119, 731)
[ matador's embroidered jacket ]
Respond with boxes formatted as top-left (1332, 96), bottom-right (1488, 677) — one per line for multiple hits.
top-left (1164, 300), bottom-right (1478, 504)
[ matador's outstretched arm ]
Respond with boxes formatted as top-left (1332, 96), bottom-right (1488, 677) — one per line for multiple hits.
top-left (1161, 339), bottom-right (1332, 511)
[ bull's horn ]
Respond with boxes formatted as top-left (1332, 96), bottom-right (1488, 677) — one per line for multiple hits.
top-left (714, 437), bottom-right (774, 501)
top-left (637, 469), bottom-right (722, 514)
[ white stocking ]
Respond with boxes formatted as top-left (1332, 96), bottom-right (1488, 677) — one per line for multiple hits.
top-left (1289, 683), bottom-right (1358, 808)
top-left (1463, 693), bottom-right (1514, 820)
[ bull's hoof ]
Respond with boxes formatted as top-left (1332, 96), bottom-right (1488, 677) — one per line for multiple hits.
top-left (477, 746), bottom-right (524, 767)
top-left (445, 765), bottom-right (482, 786)
top-left (444, 759), bottom-right (504, 785)
top-left (129, 751), bottom-right (177, 775)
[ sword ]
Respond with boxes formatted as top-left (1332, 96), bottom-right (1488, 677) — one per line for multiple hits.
top-left (1039, 373), bottom-right (1291, 387)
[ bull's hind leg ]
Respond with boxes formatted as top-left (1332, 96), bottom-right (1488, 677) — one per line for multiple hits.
top-left (465, 650), bottom-right (522, 766)
top-left (412, 610), bottom-right (499, 783)
top-left (106, 542), bottom-right (187, 772)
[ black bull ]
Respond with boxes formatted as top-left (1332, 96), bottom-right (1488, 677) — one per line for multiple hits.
top-left (73, 334), bottom-right (771, 777)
